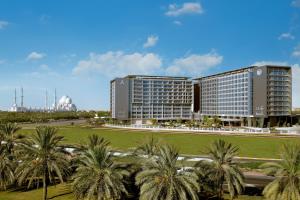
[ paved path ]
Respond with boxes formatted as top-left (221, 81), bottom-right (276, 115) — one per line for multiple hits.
top-left (21, 119), bottom-right (87, 128)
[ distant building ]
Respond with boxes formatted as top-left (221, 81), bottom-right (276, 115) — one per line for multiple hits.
top-left (9, 88), bottom-right (77, 112)
top-left (54, 96), bottom-right (77, 111)
top-left (110, 75), bottom-right (193, 124)
top-left (193, 65), bottom-right (292, 126)
top-left (10, 88), bottom-right (27, 112)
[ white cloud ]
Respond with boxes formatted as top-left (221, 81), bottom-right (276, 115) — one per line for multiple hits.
top-left (166, 52), bottom-right (223, 76)
top-left (0, 20), bottom-right (9, 29)
top-left (292, 45), bottom-right (300, 58)
top-left (252, 61), bottom-right (288, 66)
top-left (292, 64), bottom-right (300, 108)
top-left (278, 33), bottom-right (295, 40)
top-left (73, 51), bottom-right (162, 77)
top-left (291, 0), bottom-right (300, 7)
top-left (292, 51), bottom-right (300, 57)
top-left (165, 2), bottom-right (203, 17)
top-left (0, 59), bottom-right (5, 65)
top-left (26, 52), bottom-right (46, 61)
top-left (143, 35), bottom-right (159, 48)
top-left (39, 64), bottom-right (50, 71)
top-left (173, 20), bottom-right (182, 26)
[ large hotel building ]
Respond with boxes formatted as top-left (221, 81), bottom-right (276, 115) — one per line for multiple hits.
top-left (110, 75), bottom-right (193, 124)
top-left (110, 65), bottom-right (292, 126)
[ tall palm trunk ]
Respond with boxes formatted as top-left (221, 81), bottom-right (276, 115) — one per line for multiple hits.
top-left (217, 175), bottom-right (224, 200)
top-left (43, 173), bottom-right (47, 200)
top-left (43, 165), bottom-right (48, 200)
top-left (218, 183), bottom-right (222, 199)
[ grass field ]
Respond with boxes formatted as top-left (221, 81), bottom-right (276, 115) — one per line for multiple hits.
top-left (0, 184), bottom-right (263, 200)
top-left (19, 126), bottom-right (300, 158)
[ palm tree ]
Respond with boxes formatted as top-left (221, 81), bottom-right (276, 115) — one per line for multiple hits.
top-left (0, 123), bottom-right (21, 156)
top-left (134, 136), bottom-right (159, 158)
top-left (194, 159), bottom-right (217, 198)
top-left (86, 134), bottom-right (110, 149)
top-left (136, 145), bottom-right (199, 200)
top-left (72, 144), bottom-right (129, 200)
top-left (0, 145), bottom-right (15, 190)
top-left (15, 126), bottom-right (70, 200)
top-left (260, 143), bottom-right (300, 200)
top-left (75, 134), bottom-right (110, 151)
top-left (0, 123), bottom-right (21, 190)
top-left (196, 140), bottom-right (244, 199)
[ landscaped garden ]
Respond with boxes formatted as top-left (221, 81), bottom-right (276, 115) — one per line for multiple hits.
top-left (1, 123), bottom-right (300, 200)
top-left (19, 126), bottom-right (300, 158)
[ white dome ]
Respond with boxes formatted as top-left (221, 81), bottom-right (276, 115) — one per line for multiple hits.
top-left (55, 95), bottom-right (77, 111)
top-left (65, 97), bottom-right (72, 104)
top-left (58, 96), bottom-right (68, 105)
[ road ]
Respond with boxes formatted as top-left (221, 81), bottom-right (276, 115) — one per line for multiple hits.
top-left (244, 172), bottom-right (274, 188)
top-left (20, 119), bottom-right (87, 128)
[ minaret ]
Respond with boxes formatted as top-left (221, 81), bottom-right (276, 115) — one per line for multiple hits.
top-left (20, 87), bottom-right (24, 107)
top-left (45, 90), bottom-right (48, 111)
top-left (54, 88), bottom-right (57, 110)
top-left (14, 88), bottom-right (17, 105)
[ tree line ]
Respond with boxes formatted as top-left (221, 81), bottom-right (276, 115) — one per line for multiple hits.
top-left (0, 111), bottom-right (110, 124)
top-left (0, 123), bottom-right (300, 200)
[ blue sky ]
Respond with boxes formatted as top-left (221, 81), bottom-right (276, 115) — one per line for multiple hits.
top-left (1, 0), bottom-right (300, 110)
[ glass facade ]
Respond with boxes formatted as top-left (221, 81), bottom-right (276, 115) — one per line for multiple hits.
top-left (200, 69), bottom-right (252, 117)
top-left (110, 81), bottom-right (116, 118)
top-left (196, 66), bottom-right (292, 118)
top-left (267, 67), bottom-right (292, 116)
top-left (111, 66), bottom-right (292, 122)
top-left (130, 77), bottom-right (192, 120)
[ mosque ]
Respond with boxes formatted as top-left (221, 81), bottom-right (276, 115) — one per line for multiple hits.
top-left (10, 88), bottom-right (77, 112)
top-left (55, 95), bottom-right (77, 111)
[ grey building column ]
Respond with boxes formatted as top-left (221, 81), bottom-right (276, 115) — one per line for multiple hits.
top-left (247, 117), bottom-right (252, 127)
top-left (181, 105), bottom-right (183, 118)
top-left (241, 117), bottom-right (244, 126)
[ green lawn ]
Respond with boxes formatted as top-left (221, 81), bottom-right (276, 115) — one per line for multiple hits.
top-left (0, 184), bottom-right (74, 200)
top-left (20, 126), bottom-right (300, 158)
top-left (1, 126), bottom-right (275, 200)
top-left (0, 184), bottom-right (263, 200)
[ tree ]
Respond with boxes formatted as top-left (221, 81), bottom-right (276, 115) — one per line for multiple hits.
top-left (72, 144), bottom-right (129, 200)
top-left (15, 126), bottom-right (70, 200)
top-left (260, 144), bottom-right (300, 200)
top-left (0, 145), bottom-right (15, 190)
top-left (194, 160), bottom-right (217, 198)
top-left (185, 120), bottom-right (194, 128)
top-left (0, 123), bottom-right (20, 190)
top-left (134, 136), bottom-right (159, 158)
top-left (0, 123), bottom-right (21, 156)
top-left (176, 118), bottom-right (182, 125)
top-left (202, 116), bottom-right (214, 127)
top-left (212, 116), bottom-right (222, 128)
top-left (196, 140), bottom-right (244, 199)
top-left (86, 134), bottom-right (110, 149)
top-left (150, 118), bottom-right (158, 126)
top-left (136, 145), bottom-right (199, 200)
